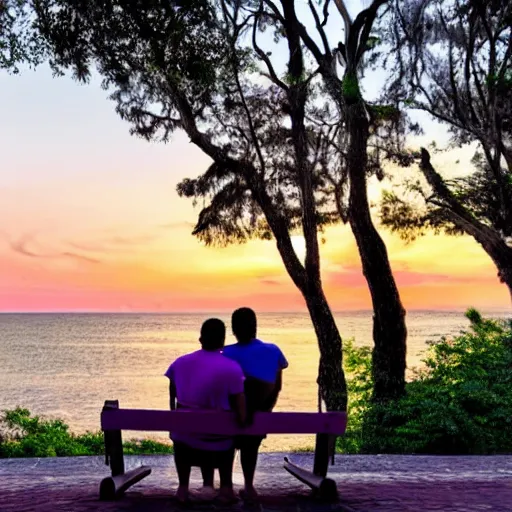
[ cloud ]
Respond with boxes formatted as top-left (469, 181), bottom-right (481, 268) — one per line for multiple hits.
top-left (10, 233), bottom-right (42, 258)
top-left (61, 252), bottom-right (101, 264)
top-left (66, 224), bottom-right (183, 254)
top-left (8, 233), bottom-right (100, 264)
top-left (327, 266), bottom-right (495, 288)
top-left (66, 241), bottom-right (106, 252)
top-left (260, 278), bottom-right (281, 286)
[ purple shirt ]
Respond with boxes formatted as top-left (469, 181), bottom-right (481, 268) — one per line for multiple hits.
top-left (165, 349), bottom-right (245, 450)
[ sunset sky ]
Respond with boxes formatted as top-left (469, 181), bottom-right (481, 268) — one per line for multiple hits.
top-left (0, 3), bottom-right (510, 313)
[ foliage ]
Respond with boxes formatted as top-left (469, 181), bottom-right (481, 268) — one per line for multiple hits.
top-left (380, 150), bottom-right (512, 244)
top-left (32, 0), bottom-right (345, 251)
top-left (32, 0), bottom-right (353, 412)
top-left (337, 310), bottom-right (512, 454)
top-left (378, 0), bottom-right (512, 293)
top-left (380, 185), bottom-right (464, 244)
top-left (0, 408), bottom-right (172, 457)
top-left (336, 339), bottom-right (373, 454)
top-left (0, 0), bottom-right (45, 72)
top-left (384, 0), bottom-right (512, 155)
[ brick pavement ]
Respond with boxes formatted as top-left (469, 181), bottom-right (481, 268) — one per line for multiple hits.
top-left (0, 454), bottom-right (511, 512)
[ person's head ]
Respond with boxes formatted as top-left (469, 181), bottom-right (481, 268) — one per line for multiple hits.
top-left (199, 318), bottom-right (226, 351)
top-left (231, 307), bottom-right (257, 343)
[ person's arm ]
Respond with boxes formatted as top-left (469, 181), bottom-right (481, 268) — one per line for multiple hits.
top-left (267, 346), bottom-right (288, 411)
top-left (228, 364), bottom-right (247, 427)
top-left (164, 362), bottom-right (177, 411)
top-left (169, 380), bottom-right (177, 411)
top-left (229, 392), bottom-right (247, 427)
top-left (266, 368), bottom-right (282, 411)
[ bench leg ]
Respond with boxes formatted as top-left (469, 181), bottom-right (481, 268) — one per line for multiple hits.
top-left (100, 429), bottom-right (152, 500)
top-left (100, 400), bottom-right (152, 500)
top-left (283, 433), bottom-right (338, 502)
top-left (100, 466), bottom-right (152, 501)
top-left (313, 433), bottom-right (329, 477)
top-left (105, 428), bottom-right (125, 477)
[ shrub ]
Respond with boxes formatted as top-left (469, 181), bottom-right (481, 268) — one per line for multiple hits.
top-left (337, 309), bottom-right (512, 455)
top-left (336, 339), bottom-right (373, 454)
top-left (0, 408), bottom-right (173, 458)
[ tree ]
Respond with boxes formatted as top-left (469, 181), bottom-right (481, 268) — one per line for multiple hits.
top-left (1, 0), bottom-right (44, 72)
top-left (380, 0), bottom-right (512, 301)
top-left (34, 0), bottom-right (349, 410)
top-left (278, 0), bottom-right (408, 402)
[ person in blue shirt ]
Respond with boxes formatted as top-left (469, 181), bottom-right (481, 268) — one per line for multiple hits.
top-left (223, 307), bottom-right (288, 501)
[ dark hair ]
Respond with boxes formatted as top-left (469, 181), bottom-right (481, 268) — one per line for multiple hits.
top-left (232, 307), bottom-right (257, 342)
top-left (200, 318), bottom-right (226, 351)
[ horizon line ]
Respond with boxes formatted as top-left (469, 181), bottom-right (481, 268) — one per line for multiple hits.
top-left (1, 307), bottom-right (510, 314)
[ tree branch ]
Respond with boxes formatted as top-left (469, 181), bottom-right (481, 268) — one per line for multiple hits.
top-left (221, 0), bottom-right (267, 173)
top-left (252, 5), bottom-right (289, 90)
top-left (308, 0), bottom-right (331, 56)
top-left (354, 0), bottom-right (388, 65)
top-left (333, 0), bottom-right (352, 45)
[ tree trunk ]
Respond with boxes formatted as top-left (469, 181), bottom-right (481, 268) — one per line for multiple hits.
top-left (419, 149), bottom-right (512, 305)
top-left (303, 280), bottom-right (348, 412)
top-left (472, 228), bottom-right (512, 304)
top-left (345, 90), bottom-right (407, 403)
top-left (250, 181), bottom-right (349, 412)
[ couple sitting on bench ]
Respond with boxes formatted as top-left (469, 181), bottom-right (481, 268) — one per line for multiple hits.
top-left (164, 307), bottom-right (288, 505)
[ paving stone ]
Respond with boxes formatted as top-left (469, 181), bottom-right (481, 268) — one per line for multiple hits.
top-left (0, 454), bottom-right (511, 511)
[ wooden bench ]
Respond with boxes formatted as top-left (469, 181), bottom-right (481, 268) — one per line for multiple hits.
top-left (100, 400), bottom-right (347, 501)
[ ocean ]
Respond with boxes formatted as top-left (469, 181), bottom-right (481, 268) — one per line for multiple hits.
top-left (1, 310), bottom-right (510, 451)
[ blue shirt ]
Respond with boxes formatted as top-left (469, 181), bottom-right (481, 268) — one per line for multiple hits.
top-left (222, 338), bottom-right (288, 383)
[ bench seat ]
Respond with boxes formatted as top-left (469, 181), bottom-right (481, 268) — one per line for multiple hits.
top-left (101, 408), bottom-right (347, 435)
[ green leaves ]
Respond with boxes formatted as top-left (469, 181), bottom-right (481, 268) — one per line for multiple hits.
top-left (0, 0), bottom-right (45, 72)
top-left (337, 310), bottom-right (512, 455)
top-left (341, 72), bottom-right (361, 101)
top-left (0, 408), bottom-right (173, 458)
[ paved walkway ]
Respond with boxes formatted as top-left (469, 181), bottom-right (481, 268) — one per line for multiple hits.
top-left (1, 454), bottom-right (511, 512)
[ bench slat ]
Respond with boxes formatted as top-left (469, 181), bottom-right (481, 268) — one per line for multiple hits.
top-left (101, 409), bottom-right (347, 435)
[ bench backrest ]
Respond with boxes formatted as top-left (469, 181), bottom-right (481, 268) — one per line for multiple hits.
top-left (101, 408), bottom-right (347, 436)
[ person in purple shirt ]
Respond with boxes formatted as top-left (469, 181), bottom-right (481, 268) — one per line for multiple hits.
top-left (164, 318), bottom-right (246, 505)
top-left (224, 307), bottom-right (288, 501)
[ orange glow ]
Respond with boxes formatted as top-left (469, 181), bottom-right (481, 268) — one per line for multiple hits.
top-left (1, 219), bottom-right (509, 312)
top-left (1, 67), bottom-right (509, 313)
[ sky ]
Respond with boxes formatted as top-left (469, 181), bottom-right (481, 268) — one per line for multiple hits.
top-left (0, 2), bottom-right (510, 313)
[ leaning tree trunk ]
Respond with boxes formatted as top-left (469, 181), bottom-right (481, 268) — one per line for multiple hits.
top-left (344, 83), bottom-right (407, 403)
top-left (491, 243), bottom-right (512, 304)
top-left (302, 279), bottom-right (348, 411)
top-left (471, 227), bottom-right (512, 304)
top-left (419, 148), bottom-right (512, 305)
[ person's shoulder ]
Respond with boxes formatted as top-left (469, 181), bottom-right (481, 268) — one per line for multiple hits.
top-left (260, 340), bottom-right (284, 354)
top-left (174, 349), bottom-right (201, 364)
top-left (219, 352), bottom-right (244, 374)
top-left (260, 340), bottom-right (288, 368)
top-left (222, 344), bottom-right (238, 355)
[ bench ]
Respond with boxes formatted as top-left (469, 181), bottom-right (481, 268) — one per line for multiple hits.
top-left (100, 400), bottom-right (347, 501)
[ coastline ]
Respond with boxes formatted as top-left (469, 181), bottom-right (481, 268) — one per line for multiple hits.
top-left (5, 309), bottom-right (511, 441)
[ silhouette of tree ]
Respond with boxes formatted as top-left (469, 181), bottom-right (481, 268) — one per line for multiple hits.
top-left (33, 0), bottom-right (349, 410)
top-left (380, 0), bottom-right (512, 301)
top-left (281, 0), bottom-right (408, 402)
top-left (1, 0), bottom-right (44, 72)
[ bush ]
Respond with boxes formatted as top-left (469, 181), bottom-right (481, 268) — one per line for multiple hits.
top-left (336, 339), bottom-right (373, 454)
top-left (337, 309), bottom-right (512, 455)
top-left (0, 408), bottom-right (173, 458)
